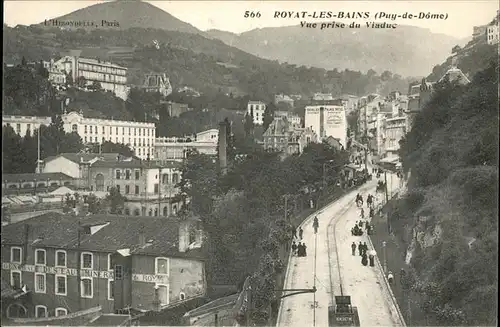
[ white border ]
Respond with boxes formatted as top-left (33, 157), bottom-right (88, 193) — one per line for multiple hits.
top-left (35, 305), bottom-right (47, 318)
top-left (108, 279), bottom-right (114, 301)
top-left (55, 274), bottom-right (67, 296)
top-left (10, 270), bottom-right (22, 288)
top-left (81, 252), bottom-right (93, 269)
top-left (6, 303), bottom-right (27, 319)
top-left (35, 248), bottom-right (46, 265)
top-left (80, 277), bottom-right (93, 298)
top-left (34, 273), bottom-right (46, 293)
top-left (155, 257), bottom-right (169, 275)
top-left (10, 246), bottom-right (22, 264)
top-left (155, 283), bottom-right (170, 306)
top-left (55, 307), bottom-right (68, 317)
top-left (55, 250), bottom-right (67, 267)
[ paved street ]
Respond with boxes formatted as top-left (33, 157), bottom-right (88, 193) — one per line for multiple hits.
top-left (277, 172), bottom-right (405, 327)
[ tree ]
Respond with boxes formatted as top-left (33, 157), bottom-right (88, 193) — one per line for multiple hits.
top-left (105, 187), bottom-right (126, 214)
top-left (262, 102), bottom-right (276, 131)
top-left (98, 141), bottom-right (134, 157)
top-left (91, 80), bottom-right (102, 91)
top-left (244, 113), bottom-right (254, 137)
top-left (85, 193), bottom-right (102, 214)
top-left (76, 76), bottom-right (87, 88)
top-left (451, 45), bottom-right (461, 54)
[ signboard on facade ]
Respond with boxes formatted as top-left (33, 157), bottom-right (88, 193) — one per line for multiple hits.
top-left (2, 262), bottom-right (168, 284)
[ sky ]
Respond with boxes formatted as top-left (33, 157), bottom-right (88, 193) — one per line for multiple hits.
top-left (3, 0), bottom-right (499, 39)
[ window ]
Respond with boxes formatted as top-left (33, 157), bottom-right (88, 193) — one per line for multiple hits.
top-left (116, 185), bottom-right (121, 193)
top-left (125, 170), bottom-right (131, 180)
top-left (125, 185), bottom-right (130, 194)
top-left (81, 252), bottom-right (93, 269)
top-left (180, 292), bottom-right (186, 301)
top-left (128, 128), bottom-right (131, 135)
top-left (85, 136), bottom-right (87, 143)
top-left (7, 304), bottom-right (27, 318)
top-left (35, 273), bottom-right (46, 293)
top-left (115, 169), bottom-right (121, 179)
top-left (114, 265), bottom-right (123, 280)
top-left (55, 308), bottom-right (67, 317)
top-left (102, 126), bottom-right (105, 134)
top-left (89, 125), bottom-right (92, 134)
top-left (16, 123), bottom-right (21, 134)
top-left (135, 170), bottom-right (140, 180)
top-left (108, 254), bottom-right (114, 271)
top-left (155, 257), bottom-right (169, 275)
top-left (156, 284), bottom-right (169, 305)
top-left (102, 137), bottom-right (105, 143)
top-left (26, 123), bottom-right (31, 132)
top-left (154, 184), bottom-right (159, 194)
top-left (81, 278), bottom-right (93, 298)
top-left (95, 126), bottom-right (98, 134)
top-left (35, 249), bottom-right (46, 265)
top-left (72, 124), bottom-right (78, 132)
top-left (35, 305), bottom-right (47, 318)
top-left (116, 127), bottom-right (119, 134)
top-left (108, 280), bottom-right (114, 300)
top-left (135, 185), bottom-right (139, 194)
top-left (11, 247), bottom-right (22, 264)
top-left (55, 275), bottom-right (67, 295)
top-left (55, 250), bottom-right (66, 267)
top-left (172, 173), bottom-right (179, 184)
top-left (11, 271), bottom-right (21, 289)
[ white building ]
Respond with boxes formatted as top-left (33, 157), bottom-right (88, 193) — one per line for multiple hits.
top-left (247, 101), bottom-right (266, 125)
top-left (274, 94), bottom-right (294, 107)
top-left (54, 56), bottom-right (129, 100)
top-left (383, 116), bottom-right (407, 159)
top-left (155, 129), bottom-right (219, 162)
top-left (305, 105), bottom-right (347, 148)
top-left (2, 115), bottom-right (52, 137)
top-left (62, 112), bottom-right (156, 160)
top-left (313, 93), bottom-right (334, 101)
top-left (487, 24), bottom-right (499, 45)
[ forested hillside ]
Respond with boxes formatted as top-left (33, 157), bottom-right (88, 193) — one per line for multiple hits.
top-left (4, 25), bottom-right (411, 102)
top-left (396, 54), bottom-right (498, 325)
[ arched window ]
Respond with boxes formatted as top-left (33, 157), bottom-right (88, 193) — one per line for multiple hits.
top-left (72, 124), bottom-right (78, 132)
top-left (7, 304), bottom-right (27, 318)
top-left (37, 182), bottom-right (46, 188)
top-left (163, 206), bottom-right (168, 216)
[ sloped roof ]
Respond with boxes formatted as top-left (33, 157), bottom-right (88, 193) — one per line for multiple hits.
top-left (2, 213), bottom-right (204, 260)
top-left (263, 117), bottom-right (290, 137)
top-left (3, 172), bottom-right (74, 183)
top-left (44, 153), bottom-right (120, 164)
top-left (87, 314), bottom-right (131, 326)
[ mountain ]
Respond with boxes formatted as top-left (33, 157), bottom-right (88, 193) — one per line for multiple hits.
top-left (206, 24), bottom-right (461, 77)
top-left (39, 0), bottom-right (201, 34)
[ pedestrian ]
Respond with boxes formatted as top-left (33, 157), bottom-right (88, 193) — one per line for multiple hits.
top-left (313, 216), bottom-right (319, 234)
top-left (351, 242), bottom-right (356, 256)
top-left (298, 227), bottom-right (304, 240)
top-left (292, 225), bottom-right (297, 239)
top-left (361, 253), bottom-right (368, 266)
top-left (369, 253), bottom-right (375, 267)
top-left (297, 242), bottom-right (303, 257)
top-left (363, 242), bottom-right (368, 256)
top-left (388, 271), bottom-right (394, 284)
top-left (360, 209), bottom-right (364, 220)
top-left (292, 241), bottom-right (297, 256)
top-left (358, 242), bottom-right (363, 256)
top-left (302, 243), bottom-right (307, 257)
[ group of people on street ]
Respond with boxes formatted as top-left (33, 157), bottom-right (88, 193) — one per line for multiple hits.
top-left (291, 241), bottom-right (307, 257)
top-left (351, 219), bottom-right (373, 236)
top-left (351, 241), bottom-right (375, 267)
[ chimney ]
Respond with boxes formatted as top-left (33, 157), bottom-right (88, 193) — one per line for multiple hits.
top-left (218, 121), bottom-right (227, 175)
top-left (138, 224), bottom-right (146, 247)
top-left (178, 221), bottom-right (189, 253)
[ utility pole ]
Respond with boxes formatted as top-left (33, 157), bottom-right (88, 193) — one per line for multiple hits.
top-left (36, 128), bottom-right (41, 173)
top-left (384, 171), bottom-right (389, 204)
top-left (364, 105), bottom-right (368, 172)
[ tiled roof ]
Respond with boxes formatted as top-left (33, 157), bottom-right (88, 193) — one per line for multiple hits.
top-left (87, 314), bottom-right (132, 326)
top-left (44, 153), bottom-right (121, 164)
top-left (2, 213), bottom-right (204, 260)
top-left (3, 172), bottom-right (74, 183)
